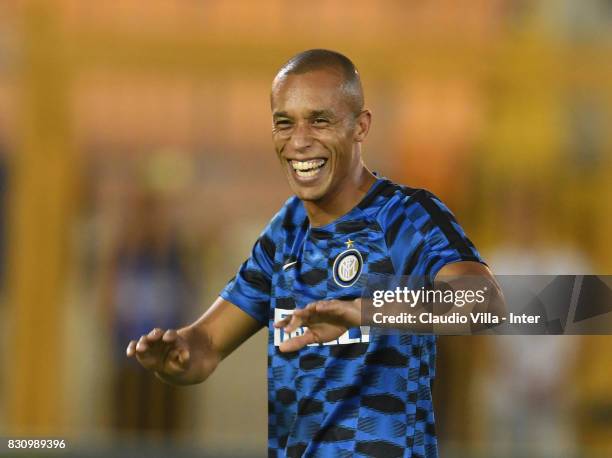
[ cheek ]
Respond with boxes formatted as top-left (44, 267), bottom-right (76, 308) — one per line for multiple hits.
top-left (272, 137), bottom-right (286, 155)
top-left (333, 136), bottom-right (354, 165)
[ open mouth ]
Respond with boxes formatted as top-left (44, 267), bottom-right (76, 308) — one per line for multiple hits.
top-left (290, 159), bottom-right (328, 179)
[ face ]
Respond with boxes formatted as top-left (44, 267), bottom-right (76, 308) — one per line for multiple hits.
top-left (271, 69), bottom-right (369, 202)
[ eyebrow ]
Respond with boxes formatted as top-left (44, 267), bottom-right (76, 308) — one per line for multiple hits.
top-left (309, 110), bottom-right (335, 119)
top-left (272, 109), bottom-right (336, 119)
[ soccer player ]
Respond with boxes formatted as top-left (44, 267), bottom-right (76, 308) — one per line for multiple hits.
top-left (126, 49), bottom-right (499, 457)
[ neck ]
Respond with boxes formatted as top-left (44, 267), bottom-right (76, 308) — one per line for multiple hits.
top-left (304, 164), bottom-right (377, 227)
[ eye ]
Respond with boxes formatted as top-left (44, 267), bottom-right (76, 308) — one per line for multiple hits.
top-left (312, 118), bottom-right (330, 126)
top-left (274, 119), bottom-right (292, 130)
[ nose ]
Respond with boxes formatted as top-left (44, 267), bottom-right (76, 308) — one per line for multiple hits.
top-left (288, 121), bottom-right (313, 153)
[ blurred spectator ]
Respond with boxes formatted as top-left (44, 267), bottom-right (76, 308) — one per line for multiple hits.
top-left (101, 186), bottom-right (195, 435)
top-left (0, 147), bottom-right (6, 294)
top-left (481, 186), bottom-right (589, 458)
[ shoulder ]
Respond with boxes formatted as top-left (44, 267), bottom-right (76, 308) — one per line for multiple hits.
top-left (247, 196), bottom-right (305, 267)
top-left (261, 195), bottom-right (306, 240)
top-left (373, 179), bottom-right (448, 230)
top-left (372, 180), bottom-right (482, 278)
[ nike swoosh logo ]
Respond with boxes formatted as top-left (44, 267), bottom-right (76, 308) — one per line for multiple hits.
top-left (282, 261), bottom-right (298, 271)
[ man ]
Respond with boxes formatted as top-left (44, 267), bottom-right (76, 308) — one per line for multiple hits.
top-left (127, 49), bottom-right (498, 457)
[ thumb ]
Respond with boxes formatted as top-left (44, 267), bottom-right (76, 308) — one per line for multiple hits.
top-left (279, 331), bottom-right (317, 353)
top-left (166, 345), bottom-right (191, 374)
top-left (177, 346), bottom-right (190, 366)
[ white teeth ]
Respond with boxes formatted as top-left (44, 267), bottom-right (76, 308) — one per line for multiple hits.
top-left (291, 159), bottom-right (326, 171)
top-left (296, 168), bottom-right (320, 178)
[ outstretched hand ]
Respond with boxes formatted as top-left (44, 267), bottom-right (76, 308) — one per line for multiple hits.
top-left (273, 299), bottom-right (361, 352)
top-left (126, 328), bottom-right (191, 376)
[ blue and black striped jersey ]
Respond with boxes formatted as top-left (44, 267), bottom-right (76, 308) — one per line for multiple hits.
top-left (221, 177), bottom-right (484, 458)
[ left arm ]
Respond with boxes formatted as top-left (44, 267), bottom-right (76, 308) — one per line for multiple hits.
top-left (276, 261), bottom-right (505, 352)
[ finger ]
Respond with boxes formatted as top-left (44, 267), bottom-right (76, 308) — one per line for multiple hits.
top-left (284, 313), bottom-right (307, 334)
top-left (286, 305), bottom-right (321, 331)
top-left (126, 340), bottom-right (137, 357)
top-left (162, 329), bottom-right (178, 343)
top-left (174, 346), bottom-right (191, 368)
top-left (136, 335), bottom-right (149, 352)
top-left (306, 299), bottom-right (337, 314)
top-left (134, 335), bottom-right (163, 370)
top-left (294, 304), bottom-right (318, 320)
top-left (314, 301), bottom-right (343, 316)
top-left (279, 331), bottom-right (317, 353)
top-left (288, 304), bottom-right (321, 327)
top-left (298, 301), bottom-right (321, 315)
top-left (310, 300), bottom-right (339, 316)
top-left (316, 300), bottom-right (361, 326)
top-left (147, 328), bottom-right (165, 342)
top-left (164, 346), bottom-right (191, 375)
top-left (305, 300), bottom-right (323, 310)
top-left (177, 346), bottom-right (190, 365)
top-left (273, 316), bottom-right (291, 329)
top-left (292, 308), bottom-right (309, 318)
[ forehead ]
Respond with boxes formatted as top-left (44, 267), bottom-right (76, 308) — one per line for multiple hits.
top-left (271, 69), bottom-right (350, 114)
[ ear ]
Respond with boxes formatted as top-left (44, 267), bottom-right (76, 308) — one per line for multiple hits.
top-left (353, 109), bottom-right (372, 143)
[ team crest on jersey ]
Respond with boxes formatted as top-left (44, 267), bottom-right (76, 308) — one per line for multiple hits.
top-left (332, 248), bottom-right (363, 287)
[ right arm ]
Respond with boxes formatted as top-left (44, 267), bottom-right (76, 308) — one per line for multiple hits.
top-left (127, 210), bottom-right (283, 385)
top-left (126, 296), bottom-right (263, 385)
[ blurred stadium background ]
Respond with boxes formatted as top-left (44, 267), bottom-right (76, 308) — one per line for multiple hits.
top-left (0, 1), bottom-right (610, 457)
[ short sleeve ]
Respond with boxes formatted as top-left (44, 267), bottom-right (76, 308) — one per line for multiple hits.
top-left (381, 189), bottom-right (485, 284)
top-left (220, 230), bottom-right (276, 326)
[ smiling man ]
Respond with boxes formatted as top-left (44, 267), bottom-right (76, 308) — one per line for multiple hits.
top-left (127, 49), bottom-right (497, 458)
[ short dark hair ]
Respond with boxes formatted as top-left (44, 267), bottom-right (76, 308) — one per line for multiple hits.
top-left (275, 49), bottom-right (364, 116)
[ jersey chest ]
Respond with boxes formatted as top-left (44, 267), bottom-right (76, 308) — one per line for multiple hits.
top-left (271, 223), bottom-right (393, 309)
